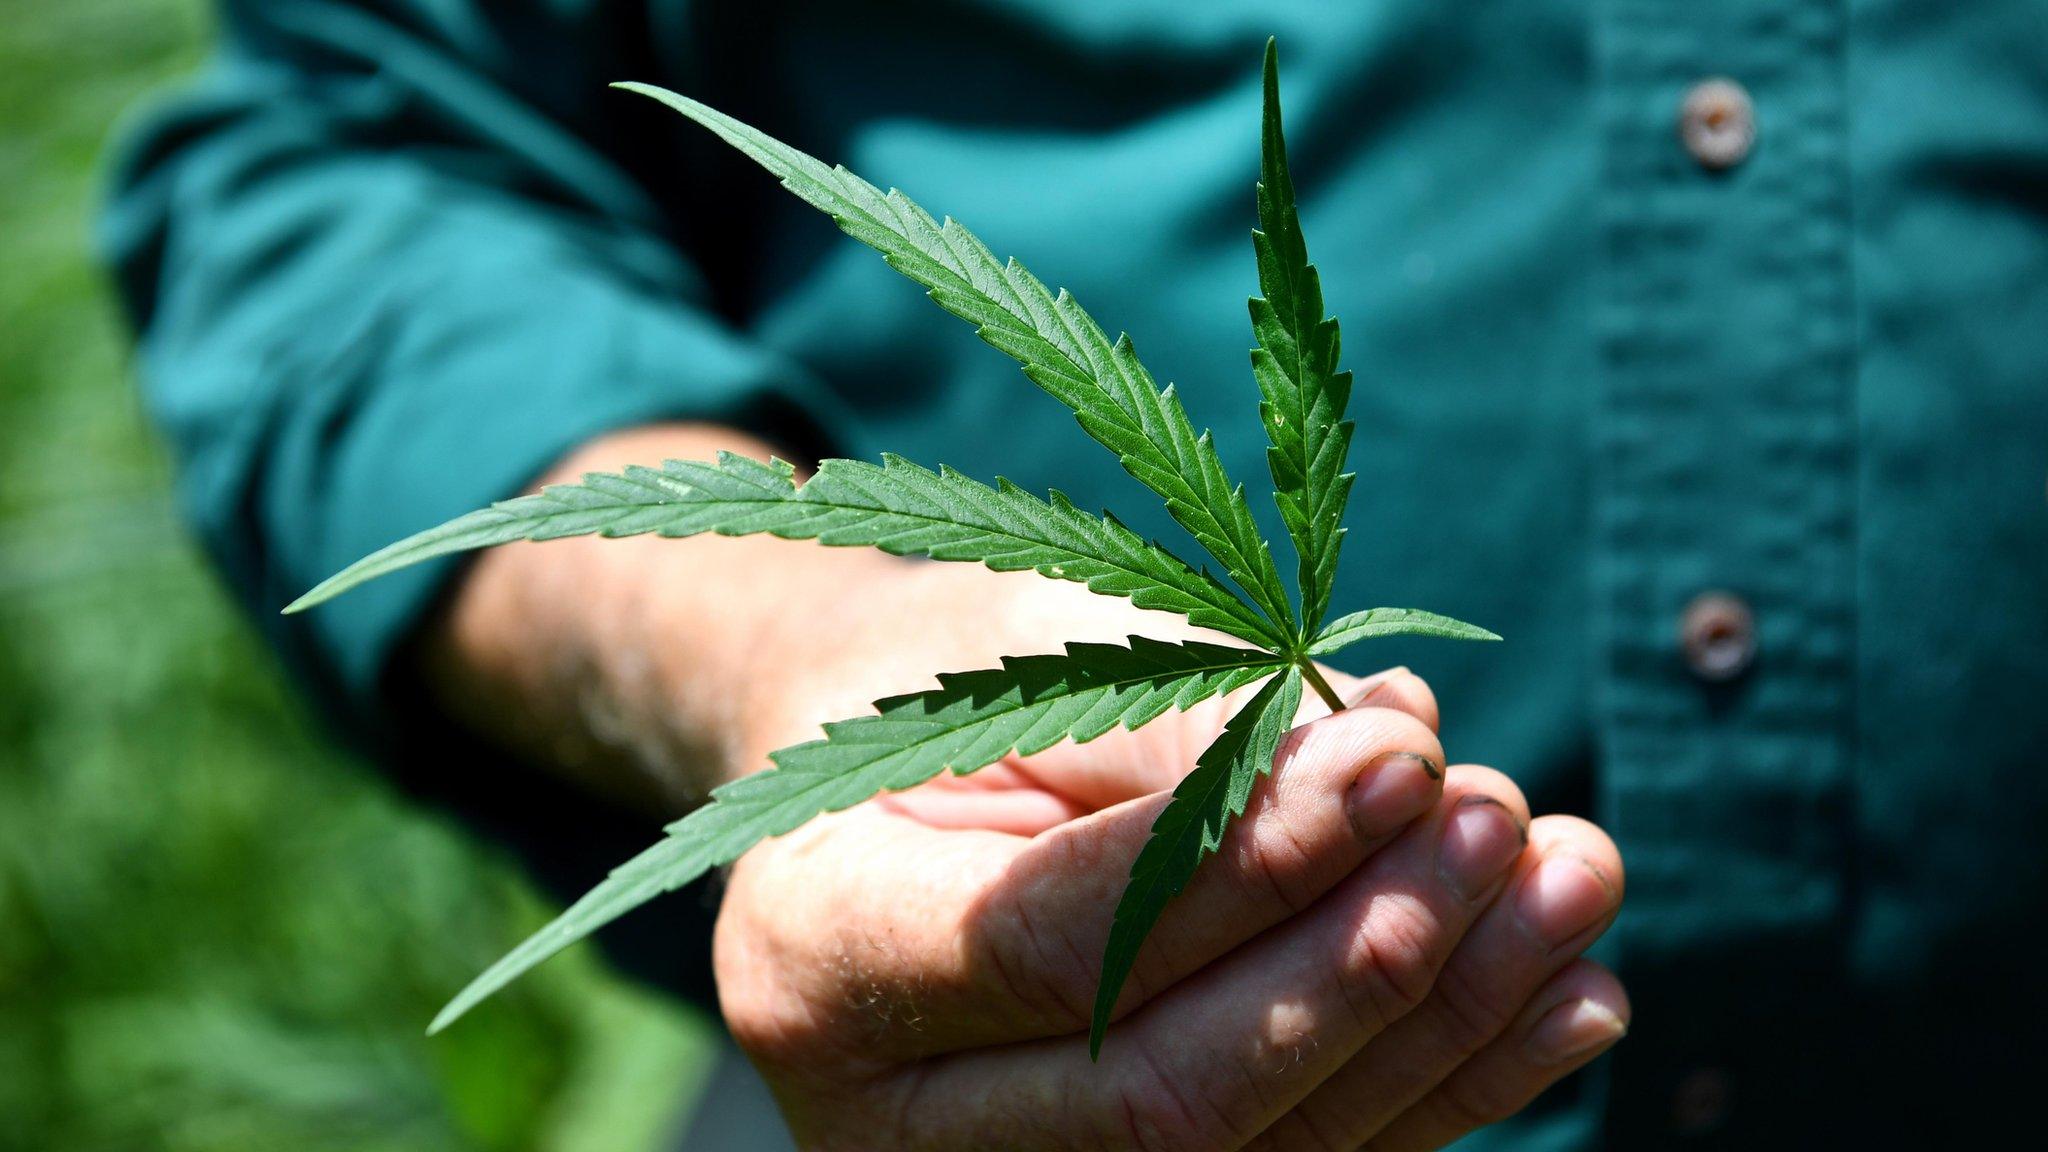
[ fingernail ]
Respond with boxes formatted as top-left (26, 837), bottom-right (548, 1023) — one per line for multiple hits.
top-left (1348, 751), bottom-right (1442, 838)
top-left (1436, 795), bottom-right (1525, 901)
top-left (1525, 998), bottom-right (1628, 1065)
top-left (1513, 855), bottom-right (1618, 951)
top-left (1345, 667), bottom-right (1411, 708)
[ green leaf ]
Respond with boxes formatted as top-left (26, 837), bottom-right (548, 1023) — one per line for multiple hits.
top-left (612, 81), bottom-right (1297, 639)
top-left (1089, 664), bottom-right (1301, 1058)
top-left (284, 452), bottom-right (797, 613)
top-left (285, 452), bottom-right (1283, 648)
top-left (1248, 39), bottom-right (1355, 635)
top-left (431, 637), bottom-right (1284, 1033)
top-left (1306, 607), bottom-right (1502, 657)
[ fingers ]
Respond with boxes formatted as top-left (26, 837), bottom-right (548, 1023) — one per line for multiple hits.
top-left (720, 700), bottom-right (1449, 1072)
top-left (1363, 959), bottom-right (1630, 1152)
top-left (906, 766), bottom-right (1534, 1150)
top-left (1246, 807), bottom-right (1624, 1149)
top-left (1074, 702), bottom-right (1448, 1025)
top-left (759, 703), bottom-right (1449, 1061)
top-left (1300, 666), bottom-right (1440, 735)
top-left (1354, 668), bottom-right (1439, 732)
top-left (1023, 666), bottom-right (1440, 807)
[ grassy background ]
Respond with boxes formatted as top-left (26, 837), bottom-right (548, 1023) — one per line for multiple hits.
top-left (0, 2), bottom-right (712, 1148)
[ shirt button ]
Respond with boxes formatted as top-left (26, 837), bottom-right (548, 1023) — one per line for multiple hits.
top-left (1680, 591), bottom-right (1756, 682)
top-left (1679, 78), bottom-right (1755, 170)
top-left (1671, 1066), bottom-right (1736, 1134)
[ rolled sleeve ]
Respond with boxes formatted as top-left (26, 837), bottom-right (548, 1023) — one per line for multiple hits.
top-left (100, 17), bottom-right (841, 725)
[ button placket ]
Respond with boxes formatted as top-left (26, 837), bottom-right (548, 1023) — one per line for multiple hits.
top-left (1591, 0), bottom-right (1860, 1143)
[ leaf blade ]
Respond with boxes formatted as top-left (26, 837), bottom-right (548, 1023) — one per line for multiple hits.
top-left (431, 637), bottom-right (1286, 1033)
top-left (283, 453), bottom-right (800, 612)
top-left (1306, 607), bottom-right (1502, 657)
top-left (285, 452), bottom-right (1284, 647)
top-left (1248, 40), bottom-right (1355, 634)
top-left (612, 80), bottom-right (1297, 638)
top-left (1089, 664), bottom-right (1303, 1057)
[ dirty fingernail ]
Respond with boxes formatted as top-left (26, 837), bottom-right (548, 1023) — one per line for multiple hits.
top-left (1348, 751), bottom-right (1442, 838)
top-left (1437, 795), bottom-right (1525, 900)
top-left (1514, 855), bottom-right (1618, 950)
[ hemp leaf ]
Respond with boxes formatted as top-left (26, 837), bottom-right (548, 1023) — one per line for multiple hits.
top-left (1092, 664), bottom-right (1304, 1057)
top-left (607, 77), bottom-right (1297, 638)
top-left (432, 637), bottom-right (1284, 1034)
top-left (287, 453), bottom-right (1280, 646)
top-left (1250, 40), bottom-right (1354, 636)
top-left (286, 40), bottom-right (1499, 1055)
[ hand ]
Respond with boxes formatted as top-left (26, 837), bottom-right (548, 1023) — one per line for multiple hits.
top-left (426, 425), bottom-right (1629, 1150)
top-left (713, 573), bottom-right (1628, 1150)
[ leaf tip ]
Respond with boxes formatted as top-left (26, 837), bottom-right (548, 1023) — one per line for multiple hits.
top-left (1088, 981), bottom-right (1119, 1061)
top-left (281, 583), bottom-right (334, 615)
top-left (425, 1003), bottom-right (462, 1036)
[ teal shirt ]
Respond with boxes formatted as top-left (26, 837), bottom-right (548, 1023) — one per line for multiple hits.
top-left (103, 2), bottom-right (2048, 1147)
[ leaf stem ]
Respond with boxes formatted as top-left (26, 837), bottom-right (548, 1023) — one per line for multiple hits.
top-left (1296, 659), bottom-right (1346, 713)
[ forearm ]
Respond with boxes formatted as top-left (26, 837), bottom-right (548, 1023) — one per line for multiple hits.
top-left (418, 422), bottom-right (908, 814)
top-left (417, 420), bottom-right (1214, 817)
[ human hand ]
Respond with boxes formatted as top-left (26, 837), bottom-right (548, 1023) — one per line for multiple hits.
top-left (712, 569), bottom-right (1629, 1151)
top-left (426, 426), bottom-right (1628, 1149)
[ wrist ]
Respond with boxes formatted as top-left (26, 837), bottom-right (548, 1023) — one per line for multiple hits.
top-left (419, 423), bottom-right (818, 812)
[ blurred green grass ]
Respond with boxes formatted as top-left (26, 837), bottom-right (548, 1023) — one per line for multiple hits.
top-left (0, 2), bottom-right (711, 1148)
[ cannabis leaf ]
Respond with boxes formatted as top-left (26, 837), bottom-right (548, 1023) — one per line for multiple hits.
top-left (610, 81), bottom-right (1297, 638)
top-left (1249, 39), bottom-right (1355, 635)
top-left (287, 452), bottom-right (1282, 648)
top-left (428, 637), bottom-right (1284, 1033)
top-left (287, 40), bottom-right (1502, 1053)
top-left (1309, 606), bottom-right (1502, 655)
top-left (1084, 47), bottom-right (1501, 1055)
top-left (1090, 665), bottom-right (1302, 1057)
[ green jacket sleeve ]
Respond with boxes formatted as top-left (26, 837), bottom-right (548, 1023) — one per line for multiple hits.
top-left (100, 1), bottom-right (831, 724)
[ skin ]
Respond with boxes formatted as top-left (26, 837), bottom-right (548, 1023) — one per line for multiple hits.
top-left (424, 423), bottom-right (1631, 1150)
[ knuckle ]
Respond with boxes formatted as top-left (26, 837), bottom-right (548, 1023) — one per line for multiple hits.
top-left (1347, 894), bottom-right (1447, 1027)
top-left (1430, 1073), bottom-right (1527, 1133)
top-left (1243, 1112), bottom-right (1355, 1152)
top-left (979, 890), bottom-right (1100, 1032)
top-left (1108, 1048), bottom-right (1237, 1152)
top-left (968, 823), bottom-right (1162, 1031)
top-left (1232, 808), bottom-right (1324, 916)
top-left (712, 910), bottom-right (828, 1065)
top-left (1426, 957), bottom-right (1518, 1054)
top-left (720, 985), bottom-right (821, 1070)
